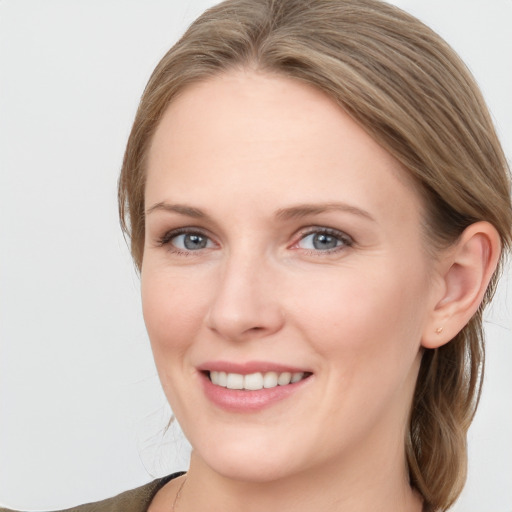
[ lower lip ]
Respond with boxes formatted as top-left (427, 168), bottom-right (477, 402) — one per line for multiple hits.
top-left (200, 372), bottom-right (311, 412)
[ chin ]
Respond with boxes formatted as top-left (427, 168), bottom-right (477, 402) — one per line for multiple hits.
top-left (188, 426), bottom-right (314, 483)
top-left (205, 453), bottom-right (304, 483)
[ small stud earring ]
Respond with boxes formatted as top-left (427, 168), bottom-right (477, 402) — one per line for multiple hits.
top-left (435, 327), bottom-right (443, 334)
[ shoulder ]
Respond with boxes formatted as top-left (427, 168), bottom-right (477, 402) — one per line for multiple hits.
top-left (0, 473), bottom-right (185, 512)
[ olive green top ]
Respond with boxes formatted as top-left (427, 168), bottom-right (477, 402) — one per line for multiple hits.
top-left (0, 472), bottom-right (184, 512)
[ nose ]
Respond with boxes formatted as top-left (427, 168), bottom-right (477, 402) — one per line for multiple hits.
top-left (205, 252), bottom-right (285, 342)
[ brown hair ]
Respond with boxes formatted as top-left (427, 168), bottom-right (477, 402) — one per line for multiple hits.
top-left (118, 0), bottom-right (512, 509)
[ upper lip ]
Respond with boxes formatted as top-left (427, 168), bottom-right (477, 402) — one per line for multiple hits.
top-left (197, 360), bottom-right (311, 375)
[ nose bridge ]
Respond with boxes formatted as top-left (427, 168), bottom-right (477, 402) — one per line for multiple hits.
top-left (206, 243), bottom-right (283, 340)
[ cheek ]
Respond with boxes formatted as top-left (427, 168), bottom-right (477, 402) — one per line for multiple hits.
top-left (295, 265), bottom-right (427, 424)
top-left (141, 267), bottom-right (210, 355)
top-left (140, 268), bottom-right (212, 417)
top-left (291, 263), bottom-right (428, 362)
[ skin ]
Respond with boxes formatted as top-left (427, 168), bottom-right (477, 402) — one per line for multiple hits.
top-left (141, 70), bottom-right (443, 512)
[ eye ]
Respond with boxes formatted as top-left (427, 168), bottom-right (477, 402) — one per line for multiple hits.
top-left (173, 233), bottom-right (212, 250)
top-left (295, 228), bottom-right (353, 252)
top-left (158, 229), bottom-right (215, 253)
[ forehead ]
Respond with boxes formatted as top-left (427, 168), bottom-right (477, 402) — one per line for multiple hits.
top-left (146, 70), bottom-right (423, 225)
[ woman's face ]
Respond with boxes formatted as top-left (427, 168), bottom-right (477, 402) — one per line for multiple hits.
top-left (142, 71), bottom-right (441, 482)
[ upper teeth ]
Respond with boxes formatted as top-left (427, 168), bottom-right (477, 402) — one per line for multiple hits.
top-left (210, 371), bottom-right (305, 390)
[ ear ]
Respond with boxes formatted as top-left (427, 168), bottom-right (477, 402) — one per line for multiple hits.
top-left (422, 221), bottom-right (501, 349)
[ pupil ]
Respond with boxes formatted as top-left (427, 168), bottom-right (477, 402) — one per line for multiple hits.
top-left (184, 234), bottom-right (207, 250)
top-left (313, 233), bottom-right (337, 250)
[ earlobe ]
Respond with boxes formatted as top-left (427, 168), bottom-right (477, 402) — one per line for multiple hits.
top-left (422, 222), bottom-right (501, 349)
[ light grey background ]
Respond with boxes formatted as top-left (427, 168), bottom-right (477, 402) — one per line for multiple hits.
top-left (0, 1), bottom-right (510, 510)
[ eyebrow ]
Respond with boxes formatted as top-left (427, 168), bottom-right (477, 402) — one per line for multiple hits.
top-left (145, 202), bottom-right (207, 218)
top-left (275, 202), bottom-right (376, 222)
top-left (145, 201), bottom-right (376, 222)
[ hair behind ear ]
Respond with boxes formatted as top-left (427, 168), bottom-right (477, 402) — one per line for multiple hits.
top-left (408, 320), bottom-right (483, 511)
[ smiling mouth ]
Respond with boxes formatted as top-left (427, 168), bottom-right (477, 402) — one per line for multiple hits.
top-left (206, 370), bottom-right (312, 391)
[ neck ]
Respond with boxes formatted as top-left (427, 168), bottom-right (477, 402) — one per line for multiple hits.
top-left (176, 447), bottom-right (423, 512)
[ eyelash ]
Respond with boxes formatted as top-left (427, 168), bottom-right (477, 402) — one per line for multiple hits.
top-left (156, 226), bottom-right (354, 255)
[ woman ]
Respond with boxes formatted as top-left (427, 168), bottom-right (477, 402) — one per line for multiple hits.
top-left (1, 0), bottom-right (510, 511)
